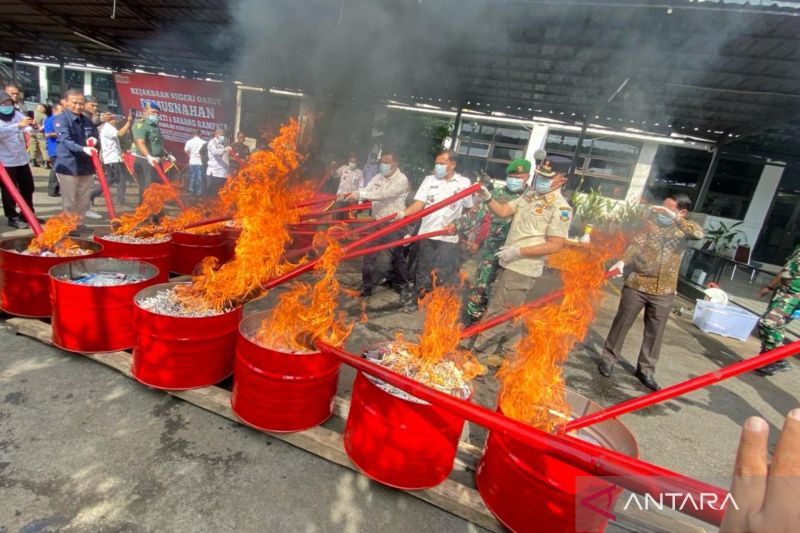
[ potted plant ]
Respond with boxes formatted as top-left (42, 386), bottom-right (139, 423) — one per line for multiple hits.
top-left (571, 189), bottom-right (613, 242)
top-left (704, 221), bottom-right (745, 257)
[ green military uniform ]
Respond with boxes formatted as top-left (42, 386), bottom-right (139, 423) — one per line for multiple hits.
top-left (758, 245), bottom-right (800, 353)
top-left (465, 185), bottom-right (524, 323)
top-left (131, 111), bottom-right (166, 205)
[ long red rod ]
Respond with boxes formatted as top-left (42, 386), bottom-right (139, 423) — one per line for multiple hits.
top-left (339, 229), bottom-right (452, 261)
top-left (151, 162), bottom-right (187, 211)
top-left (565, 340), bottom-right (800, 432)
top-left (180, 216), bottom-right (232, 231)
top-left (86, 139), bottom-right (117, 220)
top-left (316, 341), bottom-right (727, 526)
top-left (263, 184), bottom-right (480, 290)
top-left (294, 195), bottom-right (337, 209)
top-left (0, 161), bottom-right (43, 235)
top-left (299, 202), bottom-right (372, 220)
top-left (460, 268), bottom-right (620, 339)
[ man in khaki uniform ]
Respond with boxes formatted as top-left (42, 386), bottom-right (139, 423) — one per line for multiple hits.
top-left (473, 158), bottom-right (572, 364)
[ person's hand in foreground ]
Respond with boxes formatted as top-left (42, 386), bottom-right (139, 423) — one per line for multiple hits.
top-left (721, 409), bottom-right (800, 532)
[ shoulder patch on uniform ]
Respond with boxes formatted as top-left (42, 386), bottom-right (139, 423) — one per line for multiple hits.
top-left (559, 208), bottom-right (572, 222)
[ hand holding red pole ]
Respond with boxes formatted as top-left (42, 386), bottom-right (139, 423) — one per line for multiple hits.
top-left (86, 138), bottom-right (117, 220)
top-left (150, 158), bottom-right (187, 211)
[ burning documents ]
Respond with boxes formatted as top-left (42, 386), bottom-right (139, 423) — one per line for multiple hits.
top-left (138, 287), bottom-right (230, 317)
top-left (56, 271), bottom-right (148, 286)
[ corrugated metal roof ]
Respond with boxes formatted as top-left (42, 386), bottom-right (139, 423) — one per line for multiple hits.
top-left (0, 0), bottom-right (798, 157)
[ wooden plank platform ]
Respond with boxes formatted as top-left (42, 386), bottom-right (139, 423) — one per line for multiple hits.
top-left (5, 317), bottom-right (707, 533)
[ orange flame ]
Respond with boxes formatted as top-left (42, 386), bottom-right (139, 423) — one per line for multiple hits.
top-left (497, 233), bottom-right (627, 433)
top-left (173, 120), bottom-right (309, 311)
top-left (111, 183), bottom-right (177, 237)
top-left (26, 213), bottom-right (80, 255)
top-left (254, 231), bottom-right (352, 352)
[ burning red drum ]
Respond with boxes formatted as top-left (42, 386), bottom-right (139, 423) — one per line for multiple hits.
top-left (50, 259), bottom-right (160, 352)
top-left (94, 231), bottom-right (171, 282)
top-left (220, 225), bottom-right (241, 257)
top-left (343, 344), bottom-right (467, 490)
top-left (0, 236), bottom-right (102, 317)
top-left (132, 282), bottom-right (243, 390)
top-left (169, 231), bottom-right (231, 275)
top-left (475, 390), bottom-right (638, 533)
top-left (231, 311), bottom-right (341, 432)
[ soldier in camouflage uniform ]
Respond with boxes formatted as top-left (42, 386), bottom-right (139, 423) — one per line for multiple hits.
top-left (464, 158), bottom-right (529, 324)
top-left (755, 244), bottom-right (800, 376)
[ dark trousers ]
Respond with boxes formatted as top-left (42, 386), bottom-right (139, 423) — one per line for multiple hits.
top-left (362, 229), bottom-right (410, 292)
top-left (47, 157), bottom-right (59, 195)
top-left (1, 164), bottom-right (35, 221)
top-left (135, 159), bottom-right (156, 206)
top-left (91, 162), bottom-right (128, 205)
top-left (415, 238), bottom-right (462, 296)
top-left (207, 176), bottom-right (226, 197)
top-left (602, 286), bottom-right (674, 377)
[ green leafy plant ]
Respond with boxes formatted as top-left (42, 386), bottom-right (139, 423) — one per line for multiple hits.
top-left (704, 221), bottom-right (745, 254)
top-left (571, 189), bottom-right (613, 227)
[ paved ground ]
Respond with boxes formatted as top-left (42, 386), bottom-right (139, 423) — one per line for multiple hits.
top-left (1, 169), bottom-right (799, 531)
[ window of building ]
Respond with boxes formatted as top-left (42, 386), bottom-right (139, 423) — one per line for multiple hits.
top-left (0, 63), bottom-right (40, 104)
top-left (545, 131), bottom-right (641, 200)
top-left (46, 67), bottom-right (84, 101)
top-left (91, 72), bottom-right (116, 108)
top-left (455, 120), bottom-right (531, 177)
top-left (648, 145), bottom-right (711, 203)
top-left (700, 158), bottom-right (763, 219)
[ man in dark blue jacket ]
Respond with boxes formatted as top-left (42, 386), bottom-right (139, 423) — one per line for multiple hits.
top-left (54, 89), bottom-right (98, 228)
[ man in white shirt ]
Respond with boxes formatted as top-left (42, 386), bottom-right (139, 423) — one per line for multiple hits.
top-left (184, 130), bottom-right (206, 196)
top-left (399, 149), bottom-right (474, 308)
top-left (206, 128), bottom-right (229, 197)
top-left (88, 111), bottom-right (133, 212)
top-left (335, 154), bottom-right (364, 197)
top-left (0, 92), bottom-right (40, 229)
top-left (344, 150), bottom-right (411, 301)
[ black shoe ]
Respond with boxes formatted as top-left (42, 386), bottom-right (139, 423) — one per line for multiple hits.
top-left (47, 192), bottom-right (60, 197)
top-left (399, 287), bottom-right (415, 306)
top-left (35, 217), bottom-right (45, 224)
top-left (756, 360), bottom-right (791, 376)
top-left (635, 371), bottom-right (661, 391)
top-left (8, 218), bottom-right (28, 229)
top-left (598, 360), bottom-right (614, 377)
top-left (358, 287), bottom-right (373, 298)
top-left (402, 302), bottom-right (419, 314)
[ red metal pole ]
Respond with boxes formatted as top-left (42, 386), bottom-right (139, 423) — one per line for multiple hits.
top-left (299, 202), bottom-right (372, 220)
top-left (339, 229), bottom-right (452, 261)
top-left (565, 340), bottom-right (800, 433)
top-left (460, 269), bottom-right (620, 339)
top-left (151, 161), bottom-right (187, 211)
top-left (0, 161), bottom-right (43, 235)
top-left (339, 213), bottom-right (397, 236)
top-left (315, 341), bottom-right (727, 526)
top-left (294, 195), bottom-right (337, 209)
top-left (86, 138), bottom-right (117, 220)
top-left (180, 215), bottom-right (232, 231)
top-left (262, 184), bottom-right (480, 291)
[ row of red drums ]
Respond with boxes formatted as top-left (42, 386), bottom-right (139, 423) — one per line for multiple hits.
top-left (0, 232), bottom-right (636, 533)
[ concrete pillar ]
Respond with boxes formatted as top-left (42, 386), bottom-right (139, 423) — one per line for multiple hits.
top-left (524, 123), bottom-right (549, 162)
top-left (83, 70), bottom-right (92, 96)
top-left (625, 140), bottom-right (658, 203)
top-left (38, 65), bottom-right (48, 102)
top-left (740, 164), bottom-right (784, 248)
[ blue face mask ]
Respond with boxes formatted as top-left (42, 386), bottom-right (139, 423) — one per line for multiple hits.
top-left (148, 114), bottom-right (159, 124)
top-left (534, 176), bottom-right (553, 195)
top-left (506, 177), bottom-right (525, 192)
top-left (379, 163), bottom-right (392, 176)
top-left (656, 213), bottom-right (675, 226)
top-left (434, 163), bottom-right (449, 179)
top-left (0, 105), bottom-right (14, 115)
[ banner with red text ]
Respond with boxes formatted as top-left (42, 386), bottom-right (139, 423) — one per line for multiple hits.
top-left (113, 72), bottom-right (232, 166)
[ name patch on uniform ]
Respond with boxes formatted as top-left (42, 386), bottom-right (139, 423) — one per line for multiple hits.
top-left (559, 208), bottom-right (571, 222)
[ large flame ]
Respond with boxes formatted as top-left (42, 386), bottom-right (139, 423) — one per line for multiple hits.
top-left (111, 183), bottom-right (177, 237)
top-left (497, 233), bottom-right (627, 433)
top-left (25, 213), bottom-right (81, 256)
top-left (173, 120), bottom-right (308, 311)
top-left (254, 231), bottom-right (352, 352)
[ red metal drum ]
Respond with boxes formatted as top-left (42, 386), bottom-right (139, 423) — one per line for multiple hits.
top-left (169, 231), bottom-right (231, 275)
top-left (231, 310), bottom-right (341, 432)
top-left (475, 391), bottom-right (639, 533)
top-left (132, 282), bottom-right (243, 390)
top-left (50, 259), bottom-right (160, 352)
top-left (94, 231), bottom-right (171, 282)
top-left (0, 236), bottom-right (102, 318)
top-left (343, 343), bottom-right (468, 490)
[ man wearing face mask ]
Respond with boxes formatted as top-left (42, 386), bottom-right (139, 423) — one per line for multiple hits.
top-left (472, 158), bottom-right (572, 363)
top-left (344, 151), bottom-right (411, 301)
top-left (206, 128), bottom-right (230, 196)
top-left (335, 155), bottom-right (364, 198)
top-left (132, 100), bottom-right (175, 206)
top-left (0, 92), bottom-right (39, 229)
top-left (599, 193), bottom-right (704, 390)
top-left (400, 149), bottom-right (474, 307)
top-left (464, 159), bottom-right (529, 324)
